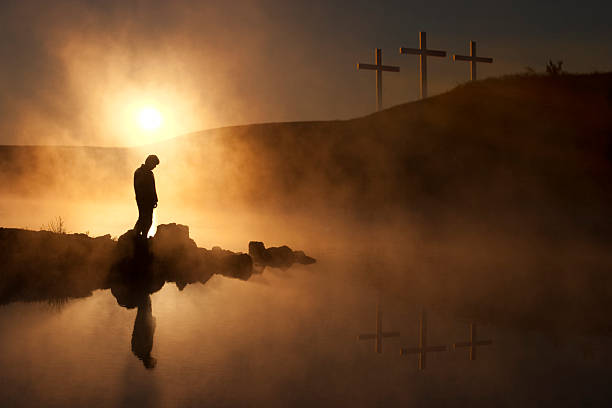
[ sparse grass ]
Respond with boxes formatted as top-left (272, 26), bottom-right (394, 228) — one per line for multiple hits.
top-left (41, 216), bottom-right (66, 234)
top-left (524, 66), bottom-right (536, 75)
top-left (46, 297), bottom-right (71, 312)
top-left (546, 60), bottom-right (564, 75)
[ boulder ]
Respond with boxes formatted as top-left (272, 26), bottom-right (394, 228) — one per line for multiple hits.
top-left (249, 241), bottom-right (317, 269)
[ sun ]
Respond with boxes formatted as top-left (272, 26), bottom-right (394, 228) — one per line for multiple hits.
top-left (138, 107), bottom-right (163, 131)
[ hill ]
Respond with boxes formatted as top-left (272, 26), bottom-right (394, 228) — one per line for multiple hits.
top-left (1, 73), bottom-right (612, 236)
top-left (3, 74), bottom-right (611, 212)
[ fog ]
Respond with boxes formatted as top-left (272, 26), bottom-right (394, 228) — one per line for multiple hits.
top-left (0, 2), bottom-right (611, 401)
top-left (1, 258), bottom-right (612, 407)
top-left (1, 73), bottom-right (611, 337)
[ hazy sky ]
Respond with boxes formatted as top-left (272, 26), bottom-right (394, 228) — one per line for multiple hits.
top-left (0, 0), bottom-right (610, 146)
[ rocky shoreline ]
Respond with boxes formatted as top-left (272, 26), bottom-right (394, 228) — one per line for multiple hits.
top-left (0, 223), bottom-right (315, 305)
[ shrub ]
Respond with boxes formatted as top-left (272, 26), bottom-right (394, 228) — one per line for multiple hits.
top-left (546, 60), bottom-right (564, 75)
top-left (41, 216), bottom-right (66, 234)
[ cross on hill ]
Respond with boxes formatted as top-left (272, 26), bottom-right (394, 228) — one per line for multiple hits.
top-left (453, 323), bottom-right (492, 360)
top-left (400, 309), bottom-right (447, 370)
top-left (399, 31), bottom-right (447, 99)
top-left (453, 41), bottom-right (493, 81)
top-left (357, 302), bottom-right (401, 353)
top-left (357, 48), bottom-right (400, 112)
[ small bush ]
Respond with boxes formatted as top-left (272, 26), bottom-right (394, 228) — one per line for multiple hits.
top-left (41, 216), bottom-right (66, 234)
top-left (546, 60), bottom-right (564, 76)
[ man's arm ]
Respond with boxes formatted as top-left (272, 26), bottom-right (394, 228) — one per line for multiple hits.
top-left (152, 174), bottom-right (158, 206)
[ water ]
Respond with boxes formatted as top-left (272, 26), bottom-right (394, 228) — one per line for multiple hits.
top-left (1, 254), bottom-right (611, 407)
top-left (1, 199), bottom-right (611, 406)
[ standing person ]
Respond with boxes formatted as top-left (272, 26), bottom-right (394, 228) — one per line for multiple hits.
top-left (133, 155), bottom-right (159, 238)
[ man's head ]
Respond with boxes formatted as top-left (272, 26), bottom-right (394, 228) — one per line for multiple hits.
top-left (144, 155), bottom-right (160, 170)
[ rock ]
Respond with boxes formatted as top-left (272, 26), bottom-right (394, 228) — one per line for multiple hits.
top-left (94, 234), bottom-right (112, 241)
top-left (249, 241), bottom-right (317, 269)
top-left (0, 224), bottom-right (316, 304)
top-left (294, 250), bottom-right (316, 265)
top-left (154, 223), bottom-right (193, 248)
top-left (248, 241), bottom-right (269, 264)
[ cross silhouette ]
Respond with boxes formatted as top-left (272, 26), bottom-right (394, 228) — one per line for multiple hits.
top-left (357, 302), bottom-right (400, 353)
top-left (399, 32), bottom-right (447, 99)
top-left (453, 323), bottom-right (492, 360)
top-left (357, 48), bottom-right (400, 111)
top-left (400, 309), bottom-right (447, 370)
top-left (453, 41), bottom-right (493, 81)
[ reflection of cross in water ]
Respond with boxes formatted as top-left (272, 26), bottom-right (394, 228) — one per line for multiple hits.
top-left (400, 309), bottom-right (447, 370)
top-left (357, 302), bottom-right (400, 353)
top-left (453, 323), bottom-right (492, 361)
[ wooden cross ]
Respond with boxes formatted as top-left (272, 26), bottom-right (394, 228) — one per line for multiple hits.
top-left (399, 32), bottom-right (447, 99)
top-left (453, 323), bottom-right (492, 360)
top-left (400, 309), bottom-right (447, 370)
top-left (452, 41), bottom-right (493, 81)
top-left (357, 48), bottom-right (400, 112)
top-left (357, 302), bottom-right (400, 353)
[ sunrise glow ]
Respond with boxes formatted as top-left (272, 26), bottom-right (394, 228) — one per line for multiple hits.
top-left (1, 1), bottom-right (610, 405)
top-left (138, 107), bottom-right (163, 131)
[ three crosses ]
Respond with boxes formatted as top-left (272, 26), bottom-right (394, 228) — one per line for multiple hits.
top-left (357, 31), bottom-right (493, 110)
top-left (358, 305), bottom-right (492, 371)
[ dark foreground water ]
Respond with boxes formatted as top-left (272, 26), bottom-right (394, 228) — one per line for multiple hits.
top-left (1, 253), bottom-right (611, 408)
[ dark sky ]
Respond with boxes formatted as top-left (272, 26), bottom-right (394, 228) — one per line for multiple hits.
top-left (0, 0), bottom-right (610, 146)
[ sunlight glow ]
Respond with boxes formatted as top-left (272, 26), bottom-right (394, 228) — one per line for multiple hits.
top-left (138, 107), bottom-right (163, 131)
top-left (147, 209), bottom-right (157, 238)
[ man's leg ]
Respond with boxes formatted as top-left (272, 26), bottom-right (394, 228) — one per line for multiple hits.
top-left (134, 203), bottom-right (144, 236)
top-left (140, 206), bottom-right (154, 237)
top-left (134, 219), bottom-right (141, 236)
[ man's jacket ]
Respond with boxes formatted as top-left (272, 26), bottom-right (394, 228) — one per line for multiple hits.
top-left (134, 165), bottom-right (158, 206)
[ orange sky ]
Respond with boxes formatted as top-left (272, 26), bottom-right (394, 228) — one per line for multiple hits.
top-left (0, 0), bottom-right (610, 146)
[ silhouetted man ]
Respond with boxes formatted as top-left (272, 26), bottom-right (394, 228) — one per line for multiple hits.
top-left (134, 155), bottom-right (159, 238)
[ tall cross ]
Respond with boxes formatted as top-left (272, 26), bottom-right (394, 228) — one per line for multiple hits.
top-left (452, 41), bottom-right (493, 81)
top-left (400, 309), bottom-right (447, 370)
top-left (399, 32), bottom-right (447, 99)
top-left (357, 48), bottom-right (400, 112)
top-left (453, 323), bottom-right (492, 360)
top-left (357, 302), bottom-right (400, 353)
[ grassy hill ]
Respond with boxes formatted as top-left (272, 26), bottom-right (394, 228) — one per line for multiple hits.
top-left (176, 73), bottom-right (612, 233)
top-left (1, 73), bottom-right (611, 228)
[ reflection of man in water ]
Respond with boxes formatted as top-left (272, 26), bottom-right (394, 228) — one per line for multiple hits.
top-left (132, 295), bottom-right (157, 369)
top-left (134, 155), bottom-right (159, 238)
top-left (110, 271), bottom-right (163, 369)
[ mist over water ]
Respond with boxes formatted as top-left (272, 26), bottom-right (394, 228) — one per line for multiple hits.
top-left (2, 181), bottom-right (612, 406)
top-left (1, 250), bottom-right (611, 408)
top-left (1, 74), bottom-right (611, 406)
top-left (0, 0), bottom-right (610, 404)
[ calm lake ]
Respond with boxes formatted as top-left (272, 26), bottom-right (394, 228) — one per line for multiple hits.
top-left (1, 253), bottom-right (611, 407)
top-left (1, 202), bottom-right (611, 407)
